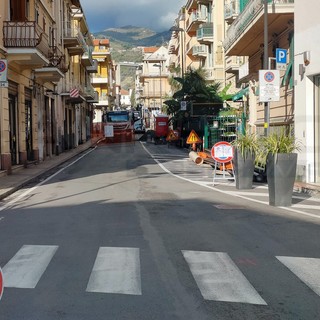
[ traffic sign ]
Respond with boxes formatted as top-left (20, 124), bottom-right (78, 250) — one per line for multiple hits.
top-left (259, 70), bottom-right (280, 102)
top-left (0, 267), bottom-right (3, 301)
top-left (186, 130), bottom-right (202, 144)
top-left (0, 59), bottom-right (8, 82)
top-left (180, 101), bottom-right (187, 111)
top-left (276, 48), bottom-right (287, 71)
top-left (166, 129), bottom-right (179, 141)
top-left (276, 48), bottom-right (287, 64)
top-left (211, 141), bottom-right (233, 163)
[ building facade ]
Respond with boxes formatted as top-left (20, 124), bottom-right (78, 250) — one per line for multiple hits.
top-left (294, 0), bottom-right (320, 183)
top-left (0, 0), bottom-right (97, 173)
top-left (139, 46), bottom-right (171, 114)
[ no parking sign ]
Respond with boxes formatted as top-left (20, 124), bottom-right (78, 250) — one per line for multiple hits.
top-left (259, 69), bottom-right (280, 102)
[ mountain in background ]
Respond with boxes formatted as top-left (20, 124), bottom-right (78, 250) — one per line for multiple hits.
top-left (93, 26), bottom-right (171, 90)
top-left (93, 25), bottom-right (171, 50)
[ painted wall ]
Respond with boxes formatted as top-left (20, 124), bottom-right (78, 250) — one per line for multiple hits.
top-left (294, 0), bottom-right (320, 182)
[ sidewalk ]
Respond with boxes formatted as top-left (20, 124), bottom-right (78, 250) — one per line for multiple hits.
top-left (0, 140), bottom-right (95, 201)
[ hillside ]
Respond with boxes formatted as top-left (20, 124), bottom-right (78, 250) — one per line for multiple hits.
top-left (93, 25), bottom-right (171, 50)
top-left (93, 26), bottom-right (171, 91)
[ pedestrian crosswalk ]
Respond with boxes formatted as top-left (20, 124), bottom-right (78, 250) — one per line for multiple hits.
top-left (2, 245), bottom-right (320, 305)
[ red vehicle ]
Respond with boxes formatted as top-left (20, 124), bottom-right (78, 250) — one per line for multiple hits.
top-left (154, 114), bottom-right (169, 144)
top-left (103, 110), bottom-right (134, 143)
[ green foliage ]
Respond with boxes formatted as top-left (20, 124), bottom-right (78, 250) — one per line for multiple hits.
top-left (165, 67), bottom-right (225, 124)
top-left (261, 128), bottom-right (301, 155)
top-left (231, 133), bottom-right (259, 159)
top-left (217, 83), bottom-right (234, 104)
top-left (255, 128), bottom-right (301, 166)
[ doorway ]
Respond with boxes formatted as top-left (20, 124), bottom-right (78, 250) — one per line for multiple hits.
top-left (9, 94), bottom-right (18, 165)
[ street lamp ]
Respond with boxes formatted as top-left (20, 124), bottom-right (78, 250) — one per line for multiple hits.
top-left (169, 26), bottom-right (185, 77)
top-left (153, 63), bottom-right (162, 112)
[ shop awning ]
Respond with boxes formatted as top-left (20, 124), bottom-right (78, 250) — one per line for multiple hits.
top-left (281, 60), bottom-right (293, 87)
top-left (232, 86), bottom-right (249, 101)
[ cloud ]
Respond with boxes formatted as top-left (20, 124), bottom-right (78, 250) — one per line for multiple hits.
top-left (80, 0), bottom-right (185, 32)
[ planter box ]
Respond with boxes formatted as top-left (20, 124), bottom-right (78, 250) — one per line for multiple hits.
top-left (267, 153), bottom-right (298, 206)
top-left (234, 150), bottom-right (255, 189)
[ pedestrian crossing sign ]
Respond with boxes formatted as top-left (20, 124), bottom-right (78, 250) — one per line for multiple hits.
top-left (186, 130), bottom-right (202, 144)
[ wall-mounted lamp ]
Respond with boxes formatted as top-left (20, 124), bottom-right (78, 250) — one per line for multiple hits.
top-left (303, 51), bottom-right (310, 66)
top-left (299, 64), bottom-right (306, 77)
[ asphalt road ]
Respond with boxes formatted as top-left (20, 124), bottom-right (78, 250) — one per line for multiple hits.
top-left (0, 141), bottom-right (320, 319)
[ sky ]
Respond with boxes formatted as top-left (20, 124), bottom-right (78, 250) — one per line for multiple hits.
top-left (80, 0), bottom-right (186, 33)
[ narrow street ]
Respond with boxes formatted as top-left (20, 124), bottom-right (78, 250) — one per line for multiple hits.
top-left (0, 141), bottom-right (320, 320)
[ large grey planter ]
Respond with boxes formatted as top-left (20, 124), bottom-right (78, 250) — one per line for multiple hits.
top-left (266, 153), bottom-right (298, 206)
top-left (234, 150), bottom-right (255, 190)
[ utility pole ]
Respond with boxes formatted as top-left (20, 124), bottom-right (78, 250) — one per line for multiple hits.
top-left (263, 0), bottom-right (270, 136)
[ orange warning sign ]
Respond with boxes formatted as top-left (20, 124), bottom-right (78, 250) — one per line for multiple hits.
top-left (166, 129), bottom-right (179, 141)
top-left (186, 130), bottom-right (202, 144)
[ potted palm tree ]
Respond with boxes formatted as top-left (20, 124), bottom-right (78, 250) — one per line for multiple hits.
top-left (231, 133), bottom-right (258, 189)
top-left (261, 128), bottom-right (301, 206)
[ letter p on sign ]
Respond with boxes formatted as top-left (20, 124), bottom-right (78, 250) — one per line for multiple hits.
top-left (276, 48), bottom-right (287, 64)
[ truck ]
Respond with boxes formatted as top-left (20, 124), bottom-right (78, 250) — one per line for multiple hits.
top-left (103, 110), bottom-right (134, 143)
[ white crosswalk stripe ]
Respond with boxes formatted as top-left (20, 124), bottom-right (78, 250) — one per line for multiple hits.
top-left (182, 250), bottom-right (267, 305)
top-left (276, 256), bottom-right (320, 296)
top-left (2, 245), bottom-right (58, 288)
top-left (86, 247), bottom-right (142, 295)
top-left (3, 245), bottom-right (320, 304)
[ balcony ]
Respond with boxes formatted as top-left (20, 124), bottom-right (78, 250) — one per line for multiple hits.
top-left (186, 11), bottom-right (208, 32)
top-left (3, 21), bottom-right (50, 67)
top-left (192, 45), bottom-right (208, 58)
top-left (63, 23), bottom-right (86, 56)
top-left (86, 59), bottom-right (98, 73)
top-left (225, 56), bottom-right (245, 74)
top-left (224, 0), bottom-right (294, 56)
top-left (225, 0), bottom-right (240, 24)
top-left (82, 46), bottom-right (94, 67)
top-left (196, 24), bottom-right (214, 44)
top-left (92, 75), bottom-right (108, 84)
top-left (95, 93), bottom-right (109, 107)
top-left (84, 86), bottom-right (99, 103)
top-left (60, 84), bottom-right (86, 104)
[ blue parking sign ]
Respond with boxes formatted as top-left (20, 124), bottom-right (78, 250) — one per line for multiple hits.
top-left (276, 48), bottom-right (287, 64)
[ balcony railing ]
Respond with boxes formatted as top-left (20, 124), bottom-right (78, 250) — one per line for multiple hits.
top-left (225, 0), bottom-right (240, 21)
top-left (224, 0), bottom-right (294, 52)
top-left (193, 45), bottom-right (208, 56)
top-left (3, 21), bottom-right (50, 57)
top-left (48, 45), bottom-right (68, 72)
top-left (197, 25), bottom-right (214, 42)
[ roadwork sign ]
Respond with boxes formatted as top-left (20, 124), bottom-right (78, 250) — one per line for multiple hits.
top-left (186, 130), bottom-right (202, 144)
top-left (166, 129), bottom-right (179, 141)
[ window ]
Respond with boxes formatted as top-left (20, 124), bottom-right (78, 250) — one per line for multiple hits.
top-left (10, 0), bottom-right (27, 21)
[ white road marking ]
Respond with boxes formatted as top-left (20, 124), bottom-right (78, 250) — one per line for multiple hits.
top-left (86, 247), bottom-right (141, 295)
top-left (182, 250), bottom-right (267, 305)
top-left (0, 148), bottom-right (95, 212)
top-left (140, 143), bottom-right (320, 220)
top-left (3, 245), bottom-right (58, 288)
top-left (276, 256), bottom-right (320, 296)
